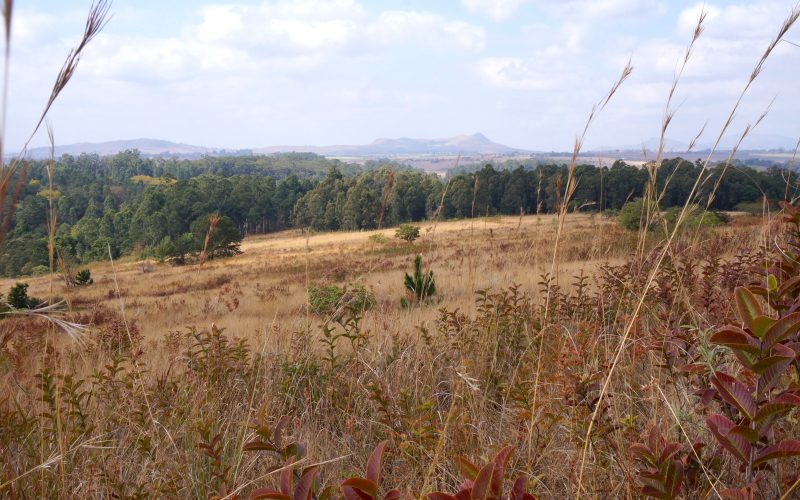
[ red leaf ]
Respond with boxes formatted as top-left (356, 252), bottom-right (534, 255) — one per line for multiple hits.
top-left (753, 439), bottom-right (800, 466)
top-left (490, 445), bottom-right (515, 497)
top-left (777, 275), bottom-right (800, 297)
top-left (755, 392), bottom-right (800, 422)
top-left (756, 343), bottom-right (795, 396)
top-left (427, 494), bottom-right (458, 500)
top-left (250, 490), bottom-right (292, 500)
top-left (280, 458), bottom-right (296, 495)
top-left (659, 443), bottom-right (682, 464)
top-left (342, 479), bottom-right (379, 499)
top-left (712, 372), bottom-right (756, 420)
top-left (470, 462), bottom-right (495, 500)
top-left (710, 327), bottom-right (760, 354)
top-left (454, 456), bottom-right (479, 481)
top-left (665, 460), bottom-right (684, 499)
top-left (707, 414), bottom-right (752, 464)
top-left (383, 489), bottom-right (404, 500)
top-left (342, 486), bottom-right (371, 500)
top-left (735, 287), bottom-right (763, 330)
top-left (510, 477), bottom-right (528, 500)
top-left (728, 425), bottom-right (759, 444)
top-left (293, 467), bottom-right (319, 500)
top-left (366, 440), bottom-right (388, 484)
top-left (630, 443), bottom-right (656, 465)
top-left (762, 312), bottom-right (800, 350)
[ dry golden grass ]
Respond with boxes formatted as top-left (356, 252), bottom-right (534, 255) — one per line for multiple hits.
top-left (3, 214), bottom-right (639, 345)
top-left (0, 211), bottom-right (788, 499)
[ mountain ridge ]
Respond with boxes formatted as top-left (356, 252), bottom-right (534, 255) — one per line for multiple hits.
top-left (16, 133), bottom-right (526, 160)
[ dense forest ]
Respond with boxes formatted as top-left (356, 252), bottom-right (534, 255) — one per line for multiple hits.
top-left (1, 150), bottom-right (796, 276)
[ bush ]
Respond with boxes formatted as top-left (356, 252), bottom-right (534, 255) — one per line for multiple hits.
top-left (401, 255), bottom-right (436, 308)
top-left (734, 199), bottom-right (777, 215)
top-left (30, 265), bottom-right (50, 276)
top-left (7, 283), bottom-right (41, 309)
top-left (664, 205), bottom-right (728, 230)
top-left (74, 269), bottom-right (93, 286)
top-left (368, 233), bottom-right (389, 244)
top-left (395, 224), bottom-right (420, 243)
top-left (618, 198), bottom-right (648, 231)
top-left (308, 284), bottom-right (375, 317)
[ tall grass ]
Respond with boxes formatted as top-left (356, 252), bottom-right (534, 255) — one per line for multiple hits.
top-left (2, 2), bottom-right (800, 499)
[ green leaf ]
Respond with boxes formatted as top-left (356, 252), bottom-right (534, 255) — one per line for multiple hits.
top-left (454, 456), bottom-right (480, 481)
top-left (751, 316), bottom-right (775, 339)
top-left (768, 274), bottom-right (778, 292)
top-left (735, 287), bottom-right (763, 330)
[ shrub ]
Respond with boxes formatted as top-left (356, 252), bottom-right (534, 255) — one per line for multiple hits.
top-left (618, 198), bottom-right (648, 231)
top-left (368, 233), bottom-right (389, 244)
top-left (74, 269), bottom-right (93, 286)
top-left (30, 265), bottom-right (50, 276)
top-left (7, 283), bottom-right (41, 309)
top-left (308, 284), bottom-right (375, 317)
top-left (734, 199), bottom-right (777, 215)
top-left (401, 255), bottom-right (436, 308)
top-left (395, 223), bottom-right (420, 243)
top-left (664, 205), bottom-right (727, 230)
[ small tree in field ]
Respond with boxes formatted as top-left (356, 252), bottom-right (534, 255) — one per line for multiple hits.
top-left (395, 224), bottom-right (420, 244)
top-left (191, 214), bottom-right (242, 259)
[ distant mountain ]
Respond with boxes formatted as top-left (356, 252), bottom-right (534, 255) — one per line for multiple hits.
top-left (20, 139), bottom-right (223, 160)
top-left (592, 133), bottom-right (799, 154)
top-left (254, 133), bottom-right (526, 156)
top-left (591, 137), bottom-right (692, 152)
top-left (15, 133), bottom-right (527, 160)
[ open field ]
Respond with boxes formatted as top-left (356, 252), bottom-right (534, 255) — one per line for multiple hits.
top-left (6, 211), bottom-right (798, 499)
top-left (2, 214), bottom-right (641, 344)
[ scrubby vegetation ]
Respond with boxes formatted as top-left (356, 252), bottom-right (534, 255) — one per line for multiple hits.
top-left (3, 154), bottom-right (798, 277)
top-left (2, 1), bottom-right (800, 498)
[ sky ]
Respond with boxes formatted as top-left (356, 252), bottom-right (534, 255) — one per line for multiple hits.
top-left (6, 0), bottom-right (800, 152)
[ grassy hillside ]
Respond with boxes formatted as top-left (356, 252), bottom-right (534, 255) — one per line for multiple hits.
top-left (6, 211), bottom-right (796, 498)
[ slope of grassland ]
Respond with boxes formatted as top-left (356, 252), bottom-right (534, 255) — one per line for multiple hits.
top-left (1, 212), bottom-right (790, 498)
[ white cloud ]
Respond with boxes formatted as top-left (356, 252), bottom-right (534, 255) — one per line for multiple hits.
top-left (463, 0), bottom-right (662, 21)
top-left (369, 11), bottom-right (486, 51)
top-left (478, 57), bottom-right (560, 90)
top-left (462, 0), bottom-right (531, 21)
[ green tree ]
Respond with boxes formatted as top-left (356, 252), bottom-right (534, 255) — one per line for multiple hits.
top-left (395, 224), bottom-right (420, 243)
top-left (191, 215), bottom-right (242, 259)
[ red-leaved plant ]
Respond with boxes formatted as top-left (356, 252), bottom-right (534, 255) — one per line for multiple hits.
top-left (427, 446), bottom-right (537, 500)
top-left (707, 284), bottom-right (800, 495)
top-left (630, 426), bottom-right (708, 499)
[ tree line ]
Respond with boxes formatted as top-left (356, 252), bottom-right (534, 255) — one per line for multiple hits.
top-left (1, 151), bottom-right (796, 276)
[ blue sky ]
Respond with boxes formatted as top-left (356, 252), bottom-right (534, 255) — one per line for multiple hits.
top-left (7, 0), bottom-right (800, 151)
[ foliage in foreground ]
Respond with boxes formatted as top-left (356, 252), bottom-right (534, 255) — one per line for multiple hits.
top-left (2, 210), bottom-right (800, 497)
